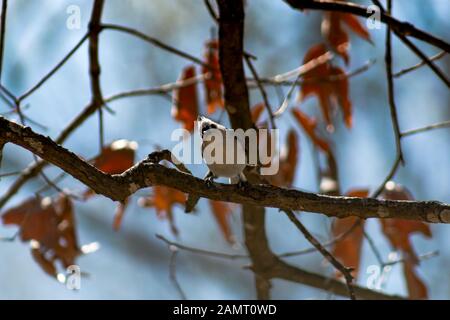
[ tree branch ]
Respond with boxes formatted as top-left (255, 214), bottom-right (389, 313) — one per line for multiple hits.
top-left (1, 117), bottom-right (449, 221)
top-left (284, 0), bottom-right (450, 53)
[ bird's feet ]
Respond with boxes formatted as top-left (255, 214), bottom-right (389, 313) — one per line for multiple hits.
top-left (237, 178), bottom-right (249, 190)
top-left (204, 171), bottom-right (216, 187)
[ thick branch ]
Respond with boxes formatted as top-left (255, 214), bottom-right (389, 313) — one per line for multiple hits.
top-left (284, 0), bottom-right (450, 53)
top-left (1, 117), bottom-right (449, 223)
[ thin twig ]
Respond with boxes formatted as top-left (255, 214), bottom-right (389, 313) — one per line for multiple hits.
top-left (362, 229), bottom-right (385, 267)
top-left (393, 51), bottom-right (446, 78)
top-left (283, 209), bottom-right (356, 300)
top-left (372, 0), bottom-right (450, 88)
top-left (203, 0), bottom-right (219, 22)
top-left (17, 33), bottom-right (90, 102)
top-left (401, 120), bottom-right (450, 137)
top-left (88, 0), bottom-right (105, 152)
top-left (244, 55), bottom-right (276, 129)
top-left (273, 52), bottom-right (333, 117)
top-left (383, 251), bottom-right (439, 267)
top-left (371, 0), bottom-right (404, 199)
top-left (384, 0), bottom-right (404, 164)
top-left (156, 234), bottom-right (247, 260)
top-left (278, 219), bottom-right (361, 258)
top-left (103, 74), bottom-right (207, 103)
top-left (100, 23), bottom-right (210, 69)
top-left (168, 246), bottom-right (187, 300)
top-left (0, 0), bottom-right (8, 84)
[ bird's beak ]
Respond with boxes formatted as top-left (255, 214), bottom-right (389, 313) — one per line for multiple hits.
top-left (197, 115), bottom-right (203, 121)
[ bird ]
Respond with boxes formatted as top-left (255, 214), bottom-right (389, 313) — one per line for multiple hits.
top-left (197, 115), bottom-right (247, 185)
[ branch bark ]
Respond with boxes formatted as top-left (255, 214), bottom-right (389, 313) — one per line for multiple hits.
top-left (1, 116), bottom-right (449, 220)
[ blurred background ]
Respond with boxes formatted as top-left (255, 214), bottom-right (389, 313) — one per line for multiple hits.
top-left (0, 0), bottom-right (448, 299)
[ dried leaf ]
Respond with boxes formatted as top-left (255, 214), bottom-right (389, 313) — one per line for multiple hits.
top-left (113, 199), bottom-right (129, 231)
top-left (91, 139), bottom-right (137, 175)
top-left (209, 200), bottom-right (234, 243)
top-left (139, 186), bottom-right (186, 235)
top-left (380, 182), bottom-right (432, 264)
top-left (85, 139), bottom-right (137, 229)
top-left (322, 7), bottom-right (371, 64)
top-left (251, 102), bottom-right (265, 124)
top-left (270, 130), bottom-right (299, 187)
top-left (291, 107), bottom-right (330, 152)
top-left (404, 259), bottom-right (428, 299)
top-left (172, 65), bottom-right (199, 131)
top-left (2, 194), bottom-right (81, 278)
top-left (202, 39), bottom-right (224, 113)
top-left (299, 44), bottom-right (353, 130)
top-left (379, 181), bottom-right (431, 299)
top-left (331, 189), bottom-right (368, 278)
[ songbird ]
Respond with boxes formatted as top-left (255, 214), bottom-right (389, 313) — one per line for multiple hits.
top-left (197, 116), bottom-right (247, 185)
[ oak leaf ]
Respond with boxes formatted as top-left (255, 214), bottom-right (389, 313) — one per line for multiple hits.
top-left (202, 39), bottom-right (224, 114)
top-left (2, 194), bottom-right (80, 278)
top-left (209, 200), bottom-right (235, 244)
top-left (139, 186), bottom-right (186, 235)
top-left (380, 182), bottom-right (431, 299)
top-left (172, 65), bottom-right (199, 132)
top-left (291, 107), bottom-right (330, 152)
top-left (331, 189), bottom-right (368, 278)
top-left (299, 44), bottom-right (352, 130)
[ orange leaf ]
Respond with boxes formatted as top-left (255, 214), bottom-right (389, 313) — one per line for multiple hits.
top-left (172, 65), bottom-right (199, 131)
top-left (379, 182), bottom-right (431, 299)
top-left (2, 194), bottom-right (80, 278)
top-left (322, 5), bottom-right (371, 64)
top-left (139, 186), bottom-right (186, 235)
top-left (202, 39), bottom-right (223, 113)
top-left (329, 66), bottom-right (352, 128)
top-left (113, 199), bottom-right (129, 231)
top-left (291, 108), bottom-right (330, 152)
top-left (209, 200), bottom-right (234, 243)
top-left (404, 259), bottom-right (428, 299)
top-left (92, 139), bottom-right (137, 175)
top-left (331, 188), bottom-right (368, 278)
top-left (299, 44), bottom-right (353, 130)
top-left (85, 139), bottom-right (137, 229)
top-left (322, 12), bottom-right (350, 64)
top-left (251, 102), bottom-right (265, 124)
top-left (270, 130), bottom-right (299, 187)
top-left (380, 182), bottom-right (432, 264)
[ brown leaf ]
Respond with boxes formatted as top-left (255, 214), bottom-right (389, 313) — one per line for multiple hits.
top-left (404, 259), bottom-right (428, 299)
top-left (380, 182), bottom-right (432, 264)
top-left (379, 182), bottom-right (431, 299)
top-left (299, 44), bottom-right (353, 130)
top-left (139, 186), bottom-right (186, 235)
top-left (270, 130), bottom-right (299, 187)
top-left (91, 139), bottom-right (137, 175)
top-left (172, 65), bottom-right (199, 131)
top-left (322, 5), bottom-right (371, 64)
top-left (85, 139), bottom-right (137, 229)
top-left (2, 194), bottom-right (80, 278)
top-left (113, 199), bottom-right (129, 231)
top-left (331, 189), bottom-right (368, 278)
top-left (291, 107), bottom-right (330, 152)
top-left (209, 200), bottom-right (234, 244)
top-left (202, 39), bottom-right (224, 113)
top-left (251, 102), bottom-right (265, 124)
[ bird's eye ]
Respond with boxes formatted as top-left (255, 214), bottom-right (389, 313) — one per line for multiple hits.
top-left (210, 124), bottom-right (217, 129)
top-left (201, 124), bottom-right (211, 135)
